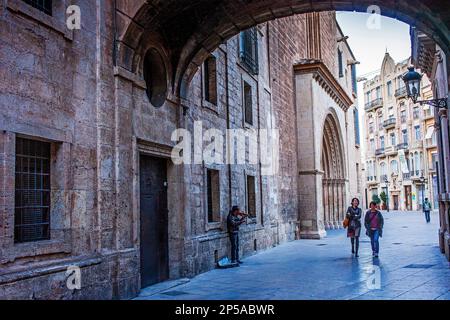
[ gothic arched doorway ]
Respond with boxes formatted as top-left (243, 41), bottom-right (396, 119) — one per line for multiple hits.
top-left (321, 114), bottom-right (346, 229)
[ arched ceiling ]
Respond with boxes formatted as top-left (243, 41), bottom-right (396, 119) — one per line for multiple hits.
top-left (116, 0), bottom-right (450, 97)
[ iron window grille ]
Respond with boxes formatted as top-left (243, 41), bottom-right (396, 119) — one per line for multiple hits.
top-left (15, 137), bottom-right (51, 243)
top-left (239, 28), bottom-right (259, 75)
top-left (22, 0), bottom-right (52, 15)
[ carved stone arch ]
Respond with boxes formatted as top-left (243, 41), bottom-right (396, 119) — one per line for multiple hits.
top-left (116, 0), bottom-right (450, 104)
top-left (321, 112), bottom-right (346, 229)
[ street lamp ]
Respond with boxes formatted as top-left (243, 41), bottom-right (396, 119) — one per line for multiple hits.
top-left (384, 177), bottom-right (389, 212)
top-left (402, 67), bottom-right (448, 108)
top-left (420, 175), bottom-right (425, 211)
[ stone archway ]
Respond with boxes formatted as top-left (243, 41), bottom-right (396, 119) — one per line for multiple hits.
top-left (321, 114), bottom-right (346, 229)
top-left (115, 0), bottom-right (449, 100)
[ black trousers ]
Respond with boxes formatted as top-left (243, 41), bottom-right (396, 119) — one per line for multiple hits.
top-left (229, 232), bottom-right (239, 262)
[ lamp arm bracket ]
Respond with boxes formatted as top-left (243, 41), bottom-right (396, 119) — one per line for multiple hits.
top-left (417, 98), bottom-right (448, 109)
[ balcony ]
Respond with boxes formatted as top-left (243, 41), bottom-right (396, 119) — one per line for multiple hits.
top-left (384, 145), bottom-right (397, 156)
top-left (383, 118), bottom-right (396, 129)
top-left (380, 174), bottom-right (388, 182)
top-left (367, 176), bottom-right (378, 186)
top-left (411, 170), bottom-right (425, 181)
top-left (402, 172), bottom-right (411, 180)
top-left (425, 138), bottom-right (437, 149)
top-left (365, 98), bottom-right (383, 112)
top-left (411, 140), bottom-right (423, 149)
top-left (395, 87), bottom-right (407, 98)
top-left (375, 148), bottom-right (385, 157)
top-left (396, 142), bottom-right (409, 151)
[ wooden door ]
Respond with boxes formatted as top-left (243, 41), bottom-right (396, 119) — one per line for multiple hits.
top-left (139, 155), bottom-right (169, 288)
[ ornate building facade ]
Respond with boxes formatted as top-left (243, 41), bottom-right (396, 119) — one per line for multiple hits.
top-left (363, 53), bottom-right (437, 211)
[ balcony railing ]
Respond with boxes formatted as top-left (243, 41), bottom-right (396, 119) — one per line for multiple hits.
top-left (367, 176), bottom-right (378, 185)
top-left (395, 87), bottom-right (407, 98)
top-left (381, 174), bottom-right (388, 182)
top-left (375, 148), bottom-right (385, 156)
top-left (365, 98), bottom-right (383, 111)
top-left (396, 142), bottom-right (409, 150)
top-left (384, 145), bottom-right (397, 155)
top-left (383, 118), bottom-right (396, 128)
top-left (412, 169), bottom-right (425, 179)
top-left (403, 172), bottom-right (411, 180)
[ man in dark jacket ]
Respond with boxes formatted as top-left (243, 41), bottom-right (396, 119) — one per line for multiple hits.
top-left (227, 206), bottom-right (247, 264)
top-left (364, 201), bottom-right (384, 258)
top-left (423, 198), bottom-right (432, 223)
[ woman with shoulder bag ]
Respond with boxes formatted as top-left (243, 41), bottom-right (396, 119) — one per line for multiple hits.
top-left (345, 198), bottom-right (362, 257)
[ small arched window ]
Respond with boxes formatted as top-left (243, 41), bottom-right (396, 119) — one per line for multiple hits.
top-left (143, 48), bottom-right (168, 108)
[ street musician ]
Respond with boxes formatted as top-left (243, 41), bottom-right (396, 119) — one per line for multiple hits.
top-left (227, 206), bottom-right (247, 264)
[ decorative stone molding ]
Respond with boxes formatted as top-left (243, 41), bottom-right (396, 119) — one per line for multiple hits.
top-left (294, 60), bottom-right (354, 111)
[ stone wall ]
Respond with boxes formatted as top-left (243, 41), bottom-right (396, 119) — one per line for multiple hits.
top-left (0, 1), bottom-right (360, 299)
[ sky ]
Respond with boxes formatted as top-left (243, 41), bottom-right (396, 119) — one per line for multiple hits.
top-left (336, 11), bottom-right (411, 157)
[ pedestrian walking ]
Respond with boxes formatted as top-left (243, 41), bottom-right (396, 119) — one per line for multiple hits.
top-left (227, 206), bottom-right (247, 264)
top-left (423, 198), bottom-right (432, 223)
top-left (364, 201), bottom-right (384, 258)
top-left (345, 198), bottom-right (362, 257)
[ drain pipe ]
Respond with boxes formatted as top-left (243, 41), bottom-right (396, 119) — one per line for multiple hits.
top-left (224, 43), bottom-right (233, 207)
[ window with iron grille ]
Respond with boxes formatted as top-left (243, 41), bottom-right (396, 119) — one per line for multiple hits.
top-left (15, 137), bottom-right (51, 243)
top-left (22, 0), bottom-right (52, 15)
top-left (243, 81), bottom-right (253, 125)
top-left (239, 28), bottom-right (259, 75)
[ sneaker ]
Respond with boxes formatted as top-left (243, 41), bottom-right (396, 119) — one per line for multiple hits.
top-left (237, 260), bottom-right (243, 264)
top-left (355, 253), bottom-right (359, 257)
top-left (374, 254), bottom-right (379, 258)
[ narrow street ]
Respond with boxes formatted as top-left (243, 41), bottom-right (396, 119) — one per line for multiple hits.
top-left (137, 211), bottom-right (450, 300)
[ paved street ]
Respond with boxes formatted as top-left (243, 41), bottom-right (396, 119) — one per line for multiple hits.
top-left (137, 211), bottom-right (450, 300)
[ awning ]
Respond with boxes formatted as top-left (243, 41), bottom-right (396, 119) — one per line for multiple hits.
top-left (425, 126), bottom-right (435, 139)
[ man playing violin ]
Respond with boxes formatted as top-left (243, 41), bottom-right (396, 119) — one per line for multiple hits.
top-left (227, 206), bottom-right (248, 264)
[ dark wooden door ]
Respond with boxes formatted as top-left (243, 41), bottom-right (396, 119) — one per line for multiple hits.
top-left (393, 195), bottom-right (399, 210)
top-left (139, 155), bottom-right (168, 288)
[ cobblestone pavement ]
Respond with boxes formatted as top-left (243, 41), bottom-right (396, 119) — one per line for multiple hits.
top-left (137, 211), bottom-right (450, 300)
